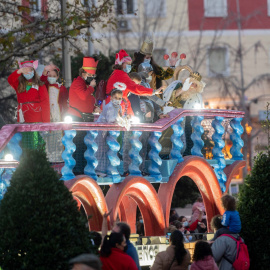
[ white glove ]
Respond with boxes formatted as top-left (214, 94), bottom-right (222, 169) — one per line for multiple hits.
top-left (182, 77), bottom-right (192, 91)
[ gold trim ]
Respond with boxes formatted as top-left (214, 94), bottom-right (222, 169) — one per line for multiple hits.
top-left (82, 67), bottom-right (97, 70)
top-left (173, 65), bottom-right (193, 80)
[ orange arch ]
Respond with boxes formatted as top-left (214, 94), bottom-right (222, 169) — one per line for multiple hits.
top-left (158, 156), bottom-right (224, 230)
top-left (65, 176), bottom-right (108, 231)
top-left (106, 176), bottom-right (165, 236)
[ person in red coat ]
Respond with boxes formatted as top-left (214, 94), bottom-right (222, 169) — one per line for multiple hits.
top-left (68, 56), bottom-right (100, 121)
top-left (105, 49), bottom-right (164, 116)
top-left (100, 232), bottom-right (138, 270)
top-left (8, 60), bottom-right (50, 123)
top-left (40, 64), bottom-right (68, 122)
top-left (68, 57), bottom-right (100, 174)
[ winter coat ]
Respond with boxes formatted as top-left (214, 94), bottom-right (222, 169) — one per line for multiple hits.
top-left (68, 76), bottom-right (96, 119)
top-left (40, 75), bottom-right (68, 121)
top-left (190, 255), bottom-right (218, 270)
top-left (105, 69), bottom-right (154, 116)
top-left (8, 70), bottom-right (50, 123)
top-left (211, 234), bottom-right (239, 270)
top-left (191, 202), bottom-right (205, 223)
top-left (100, 247), bottom-right (138, 270)
top-left (151, 245), bottom-right (190, 270)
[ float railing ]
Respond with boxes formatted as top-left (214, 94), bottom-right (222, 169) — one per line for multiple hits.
top-left (0, 108), bottom-right (244, 199)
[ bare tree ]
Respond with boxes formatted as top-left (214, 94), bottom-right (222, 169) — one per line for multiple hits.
top-left (0, 0), bottom-right (115, 123)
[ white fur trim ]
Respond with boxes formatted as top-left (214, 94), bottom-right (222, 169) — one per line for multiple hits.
top-left (113, 82), bottom-right (127, 91)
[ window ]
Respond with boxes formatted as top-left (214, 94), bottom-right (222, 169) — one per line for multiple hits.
top-left (81, 0), bottom-right (97, 8)
top-left (144, 0), bottom-right (166, 18)
top-left (229, 184), bottom-right (239, 195)
top-left (116, 0), bottom-right (136, 16)
top-left (268, 0), bottom-right (270, 16)
top-left (204, 0), bottom-right (227, 17)
top-left (29, 0), bottom-right (42, 17)
top-left (207, 47), bottom-right (230, 77)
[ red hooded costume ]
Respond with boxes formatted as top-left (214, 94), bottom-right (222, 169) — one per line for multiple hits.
top-left (105, 50), bottom-right (155, 116)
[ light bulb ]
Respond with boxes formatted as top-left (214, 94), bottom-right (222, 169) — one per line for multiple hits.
top-left (4, 154), bottom-right (13, 161)
top-left (64, 116), bottom-right (73, 123)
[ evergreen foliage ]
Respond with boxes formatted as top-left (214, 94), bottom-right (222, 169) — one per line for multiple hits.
top-left (0, 149), bottom-right (93, 270)
top-left (238, 104), bottom-right (270, 269)
top-left (237, 150), bottom-right (270, 269)
top-left (52, 52), bottom-right (115, 83)
top-left (171, 176), bottom-right (200, 208)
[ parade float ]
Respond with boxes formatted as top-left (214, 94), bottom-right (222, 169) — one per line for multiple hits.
top-left (0, 52), bottom-right (246, 242)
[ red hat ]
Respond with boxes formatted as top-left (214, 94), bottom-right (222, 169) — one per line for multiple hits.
top-left (115, 50), bottom-right (132, 65)
top-left (18, 60), bottom-right (38, 70)
top-left (82, 57), bottom-right (99, 75)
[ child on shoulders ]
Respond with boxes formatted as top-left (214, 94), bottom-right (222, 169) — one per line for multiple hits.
top-left (212, 194), bottom-right (241, 240)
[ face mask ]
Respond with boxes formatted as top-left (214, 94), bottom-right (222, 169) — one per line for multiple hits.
top-left (23, 71), bottom-right (34, 80)
top-left (139, 219), bottom-right (143, 224)
top-left (48, 77), bottom-right (57, 84)
top-left (85, 76), bottom-right (94, 85)
top-left (123, 245), bottom-right (128, 252)
top-left (144, 58), bottom-right (151, 63)
top-left (183, 221), bottom-right (189, 227)
top-left (124, 64), bottom-right (131, 73)
top-left (112, 99), bottom-right (122, 107)
top-left (146, 75), bottom-right (152, 83)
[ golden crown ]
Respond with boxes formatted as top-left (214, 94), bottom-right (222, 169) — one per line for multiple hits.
top-left (140, 39), bottom-right (154, 56)
top-left (190, 72), bottom-right (202, 81)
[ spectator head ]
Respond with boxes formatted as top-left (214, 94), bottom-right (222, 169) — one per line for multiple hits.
top-left (69, 254), bottom-right (101, 270)
top-left (91, 231), bottom-right (102, 249)
top-left (167, 225), bottom-right (177, 234)
top-left (170, 230), bottom-right (187, 265)
top-left (113, 222), bottom-right (131, 241)
top-left (196, 196), bottom-right (203, 203)
top-left (111, 89), bottom-right (123, 99)
top-left (113, 50), bottom-right (132, 71)
top-left (210, 215), bottom-right (223, 232)
top-left (100, 232), bottom-right (127, 257)
top-left (193, 241), bottom-right (213, 262)
top-left (129, 72), bottom-right (142, 84)
top-left (178, 216), bottom-right (187, 222)
top-left (170, 209), bottom-right (176, 216)
top-left (173, 221), bottom-right (184, 232)
top-left (221, 194), bottom-right (236, 211)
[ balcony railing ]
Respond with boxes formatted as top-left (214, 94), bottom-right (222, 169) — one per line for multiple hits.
top-left (0, 108), bottom-right (244, 199)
